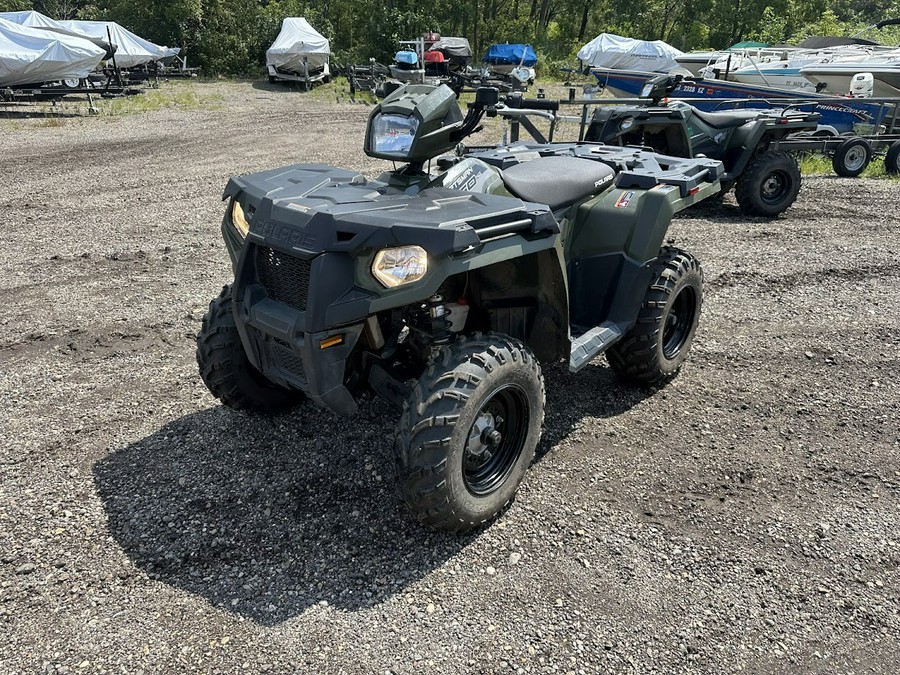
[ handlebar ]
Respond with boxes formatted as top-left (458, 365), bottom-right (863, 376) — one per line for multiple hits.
top-left (503, 96), bottom-right (560, 112)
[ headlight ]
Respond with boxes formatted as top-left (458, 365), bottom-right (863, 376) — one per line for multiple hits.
top-left (640, 82), bottom-right (654, 98)
top-left (371, 246), bottom-right (428, 288)
top-left (620, 117), bottom-right (635, 131)
top-left (231, 200), bottom-right (250, 238)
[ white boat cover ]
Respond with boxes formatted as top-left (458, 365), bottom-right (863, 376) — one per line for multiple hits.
top-left (266, 18), bottom-right (330, 73)
top-left (0, 10), bottom-right (117, 60)
top-left (57, 20), bottom-right (175, 68)
top-left (0, 16), bottom-right (105, 87)
top-left (577, 33), bottom-right (683, 72)
top-left (0, 10), bottom-right (64, 30)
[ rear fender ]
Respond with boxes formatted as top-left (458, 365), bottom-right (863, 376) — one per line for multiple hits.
top-left (564, 183), bottom-right (710, 329)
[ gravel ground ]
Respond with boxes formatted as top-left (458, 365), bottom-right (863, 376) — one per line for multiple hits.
top-left (1, 80), bottom-right (899, 674)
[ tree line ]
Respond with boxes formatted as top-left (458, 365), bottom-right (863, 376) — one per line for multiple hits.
top-left (2, 0), bottom-right (898, 75)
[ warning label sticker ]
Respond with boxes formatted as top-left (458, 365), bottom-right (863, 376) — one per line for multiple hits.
top-left (614, 191), bottom-right (635, 208)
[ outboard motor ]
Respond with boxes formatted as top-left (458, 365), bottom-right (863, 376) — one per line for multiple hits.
top-left (849, 72), bottom-right (874, 98)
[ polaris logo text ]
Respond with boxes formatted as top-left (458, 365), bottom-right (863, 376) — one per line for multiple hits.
top-left (259, 220), bottom-right (318, 251)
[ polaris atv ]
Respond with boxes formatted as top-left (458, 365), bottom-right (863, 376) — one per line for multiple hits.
top-left (197, 84), bottom-right (724, 533)
top-left (584, 74), bottom-right (821, 217)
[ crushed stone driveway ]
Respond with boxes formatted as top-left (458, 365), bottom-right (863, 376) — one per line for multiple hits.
top-left (1, 81), bottom-right (898, 674)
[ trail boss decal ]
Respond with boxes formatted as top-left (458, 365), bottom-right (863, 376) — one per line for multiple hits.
top-left (614, 191), bottom-right (635, 208)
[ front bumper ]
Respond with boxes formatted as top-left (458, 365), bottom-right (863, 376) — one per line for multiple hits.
top-left (228, 231), bottom-right (365, 415)
top-left (234, 285), bottom-right (364, 415)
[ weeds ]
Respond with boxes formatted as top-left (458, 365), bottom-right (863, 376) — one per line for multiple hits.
top-left (798, 151), bottom-right (900, 180)
top-left (96, 83), bottom-right (224, 116)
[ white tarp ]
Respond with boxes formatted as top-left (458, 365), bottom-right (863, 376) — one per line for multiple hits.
top-left (0, 16), bottom-right (105, 87)
top-left (577, 33), bottom-right (683, 72)
top-left (58, 20), bottom-right (175, 68)
top-left (0, 10), bottom-right (116, 60)
top-left (266, 18), bottom-right (330, 73)
top-left (0, 10), bottom-right (64, 30)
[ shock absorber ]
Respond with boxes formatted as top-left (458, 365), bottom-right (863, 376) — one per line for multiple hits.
top-left (426, 294), bottom-right (452, 346)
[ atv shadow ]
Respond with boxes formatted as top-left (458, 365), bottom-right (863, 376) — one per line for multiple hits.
top-left (94, 362), bottom-right (651, 624)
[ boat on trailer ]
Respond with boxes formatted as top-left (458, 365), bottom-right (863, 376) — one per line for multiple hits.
top-left (590, 66), bottom-right (897, 134)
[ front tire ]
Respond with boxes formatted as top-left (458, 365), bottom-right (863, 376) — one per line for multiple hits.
top-left (196, 285), bottom-right (303, 413)
top-left (735, 150), bottom-right (801, 217)
top-left (396, 334), bottom-right (545, 533)
top-left (607, 248), bottom-right (703, 385)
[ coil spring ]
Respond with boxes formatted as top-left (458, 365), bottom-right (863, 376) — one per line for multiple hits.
top-left (425, 295), bottom-right (451, 345)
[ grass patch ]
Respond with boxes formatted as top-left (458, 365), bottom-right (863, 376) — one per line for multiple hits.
top-left (798, 151), bottom-right (900, 180)
top-left (303, 76), bottom-right (379, 105)
top-left (95, 82), bottom-right (224, 116)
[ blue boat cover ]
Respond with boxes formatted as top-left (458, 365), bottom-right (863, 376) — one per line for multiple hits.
top-left (483, 43), bottom-right (537, 67)
top-left (395, 50), bottom-right (418, 65)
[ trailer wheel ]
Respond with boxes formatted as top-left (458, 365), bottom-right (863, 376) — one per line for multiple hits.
top-left (832, 137), bottom-right (871, 177)
top-left (396, 333), bottom-right (544, 533)
top-left (197, 285), bottom-right (303, 413)
top-left (734, 150), bottom-right (801, 217)
top-left (884, 140), bottom-right (900, 175)
top-left (607, 247), bottom-right (703, 385)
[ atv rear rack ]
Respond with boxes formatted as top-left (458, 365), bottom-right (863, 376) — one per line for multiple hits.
top-left (468, 143), bottom-right (724, 197)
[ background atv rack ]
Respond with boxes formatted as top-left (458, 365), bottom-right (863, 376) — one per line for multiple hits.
top-left (497, 93), bottom-right (900, 175)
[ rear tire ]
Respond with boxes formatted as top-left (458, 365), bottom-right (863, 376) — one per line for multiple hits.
top-left (884, 140), bottom-right (900, 175)
top-left (832, 137), bottom-right (871, 177)
top-left (734, 150), bottom-right (801, 217)
top-left (197, 285), bottom-right (303, 413)
top-left (396, 334), bottom-right (544, 533)
top-left (607, 248), bottom-right (703, 385)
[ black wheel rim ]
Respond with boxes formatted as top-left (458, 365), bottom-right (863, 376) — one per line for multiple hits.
top-left (463, 385), bottom-right (529, 496)
top-left (662, 285), bottom-right (699, 360)
top-left (760, 170), bottom-right (791, 205)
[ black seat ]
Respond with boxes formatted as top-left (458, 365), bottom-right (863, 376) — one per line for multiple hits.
top-left (501, 156), bottom-right (616, 211)
top-left (691, 108), bottom-right (763, 129)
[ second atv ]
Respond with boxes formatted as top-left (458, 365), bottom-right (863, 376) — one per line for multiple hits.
top-left (584, 74), bottom-right (821, 217)
top-left (197, 84), bottom-right (724, 533)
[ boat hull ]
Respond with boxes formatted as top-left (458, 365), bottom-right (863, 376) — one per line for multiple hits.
top-left (729, 68), bottom-right (817, 93)
top-left (800, 64), bottom-right (900, 98)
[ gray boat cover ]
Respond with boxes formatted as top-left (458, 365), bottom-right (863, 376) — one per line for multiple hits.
top-left (0, 16), bottom-right (105, 87)
top-left (57, 20), bottom-right (176, 68)
top-left (430, 37), bottom-right (472, 59)
top-left (577, 33), bottom-right (683, 72)
top-left (0, 10), bottom-right (115, 60)
top-left (266, 18), bottom-right (330, 72)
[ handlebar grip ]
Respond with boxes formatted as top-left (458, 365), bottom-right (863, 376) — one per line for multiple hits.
top-left (505, 97), bottom-right (559, 112)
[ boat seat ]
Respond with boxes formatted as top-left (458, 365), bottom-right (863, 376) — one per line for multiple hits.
top-left (691, 108), bottom-right (763, 129)
top-left (501, 156), bottom-right (616, 211)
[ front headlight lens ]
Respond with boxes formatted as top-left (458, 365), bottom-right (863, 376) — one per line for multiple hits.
top-left (371, 246), bottom-right (428, 288)
top-left (231, 199), bottom-right (250, 238)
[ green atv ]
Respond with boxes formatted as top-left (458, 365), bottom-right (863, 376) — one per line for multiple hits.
top-left (197, 84), bottom-right (724, 532)
top-left (584, 74), bottom-right (821, 217)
